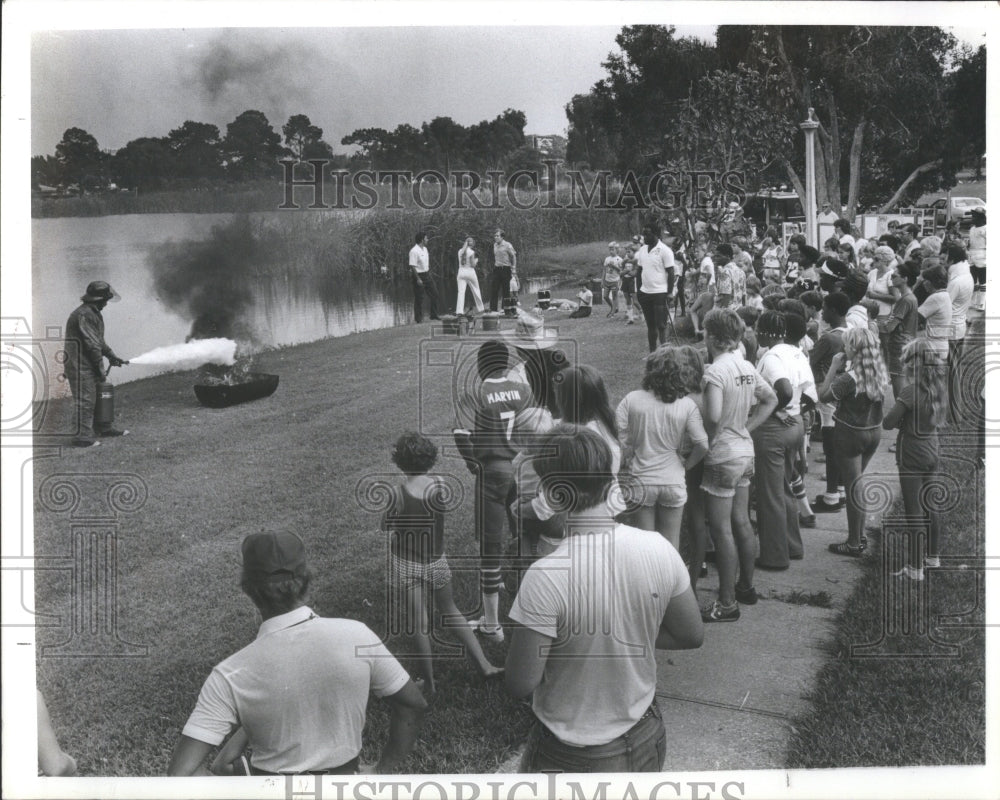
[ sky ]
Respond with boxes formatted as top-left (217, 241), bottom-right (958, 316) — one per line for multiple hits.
top-left (28, 17), bottom-right (983, 158)
top-left (32, 26), bottom-right (717, 156)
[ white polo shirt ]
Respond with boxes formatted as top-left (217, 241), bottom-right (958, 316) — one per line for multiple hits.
top-left (635, 240), bottom-right (675, 294)
top-left (409, 243), bottom-right (429, 273)
top-left (182, 606), bottom-right (409, 773)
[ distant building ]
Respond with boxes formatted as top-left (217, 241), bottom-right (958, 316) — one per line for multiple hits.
top-left (528, 134), bottom-right (567, 159)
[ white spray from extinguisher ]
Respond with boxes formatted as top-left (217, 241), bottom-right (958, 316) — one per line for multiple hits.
top-left (127, 338), bottom-right (237, 368)
top-left (95, 339), bottom-right (237, 426)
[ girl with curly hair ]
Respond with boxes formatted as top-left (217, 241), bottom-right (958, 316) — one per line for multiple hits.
top-left (616, 346), bottom-right (709, 550)
top-left (818, 327), bottom-right (889, 557)
top-left (882, 339), bottom-right (948, 580)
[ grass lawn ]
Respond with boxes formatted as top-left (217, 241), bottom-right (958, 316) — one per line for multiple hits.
top-left (31, 286), bottom-right (987, 775)
top-left (786, 348), bottom-right (987, 766)
top-left (32, 292), bottom-right (665, 776)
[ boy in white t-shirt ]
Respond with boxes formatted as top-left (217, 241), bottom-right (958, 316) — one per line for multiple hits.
top-left (506, 425), bottom-right (703, 772)
top-left (569, 283), bottom-right (594, 318)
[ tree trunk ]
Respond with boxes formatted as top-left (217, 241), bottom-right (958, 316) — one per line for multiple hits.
top-left (782, 159), bottom-right (809, 218)
top-left (825, 91), bottom-right (842, 210)
top-left (878, 159), bottom-right (941, 214)
top-left (845, 118), bottom-right (865, 220)
top-left (814, 135), bottom-right (829, 213)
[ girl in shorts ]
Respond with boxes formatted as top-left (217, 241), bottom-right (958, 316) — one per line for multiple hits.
top-left (819, 328), bottom-right (889, 557)
top-left (616, 347), bottom-right (709, 551)
top-left (882, 339), bottom-right (947, 580)
top-left (602, 242), bottom-right (623, 316)
top-left (383, 433), bottom-right (503, 694)
top-left (699, 309), bottom-right (778, 622)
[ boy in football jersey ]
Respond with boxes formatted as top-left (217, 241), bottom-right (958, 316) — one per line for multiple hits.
top-left (454, 341), bottom-right (549, 641)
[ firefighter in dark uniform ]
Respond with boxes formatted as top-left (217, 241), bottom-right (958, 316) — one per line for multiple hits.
top-left (63, 280), bottom-right (129, 447)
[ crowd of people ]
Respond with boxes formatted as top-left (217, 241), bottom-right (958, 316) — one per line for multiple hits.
top-left (55, 206), bottom-right (985, 777)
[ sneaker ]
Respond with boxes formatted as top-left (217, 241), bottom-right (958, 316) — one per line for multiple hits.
top-left (908, 566), bottom-right (925, 581)
top-left (734, 585), bottom-right (758, 605)
top-left (467, 617), bottom-right (505, 643)
top-left (98, 428), bottom-right (130, 437)
top-left (72, 439), bottom-right (101, 448)
top-left (799, 513), bottom-right (816, 528)
top-left (813, 495), bottom-right (844, 513)
top-left (924, 556), bottom-right (941, 568)
top-left (702, 601), bottom-right (740, 623)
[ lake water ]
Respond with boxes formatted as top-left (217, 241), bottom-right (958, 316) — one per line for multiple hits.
top-left (31, 213), bottom-right (555, 398)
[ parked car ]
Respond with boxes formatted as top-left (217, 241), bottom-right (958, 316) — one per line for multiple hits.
top-left (931, 196), bottom-right (986, 229)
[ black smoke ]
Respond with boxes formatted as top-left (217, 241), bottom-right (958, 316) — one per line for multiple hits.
top-left (149, 216), bottom-right (270, 342)
top-left (192, 32), bottom-right (321, 128)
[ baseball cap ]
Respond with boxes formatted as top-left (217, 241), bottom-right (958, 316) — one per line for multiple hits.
top-left (242, 532), bottom-right (307, 580)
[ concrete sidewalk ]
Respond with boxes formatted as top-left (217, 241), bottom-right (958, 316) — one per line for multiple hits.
top-left (498, 425), bottom-right (900, 773)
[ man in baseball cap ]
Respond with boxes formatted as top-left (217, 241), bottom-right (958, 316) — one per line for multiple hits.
top-left (169, 532), bottom-right (427, 776)
top-left (63, 280), bottom-right (129, 447)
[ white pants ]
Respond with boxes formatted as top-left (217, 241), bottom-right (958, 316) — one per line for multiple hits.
top-left (456, 267), bottom-right (485, 314)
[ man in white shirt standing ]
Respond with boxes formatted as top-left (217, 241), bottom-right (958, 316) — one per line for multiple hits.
top-left (634, 222), bottom-right (676, 351)
top-left (817, 201), bottom-right (839, 226)
top-left (505, 425), bottom-right (703, 772)
top-left (409, 231), bottom-right (441, 323)
top-left (946, 243), bottom-right (975, 422)
top-left (169, 532), bottom-right (426, 776)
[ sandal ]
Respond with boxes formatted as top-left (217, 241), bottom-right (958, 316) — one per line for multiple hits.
top-left (828, 541), bottom-right (865, 557)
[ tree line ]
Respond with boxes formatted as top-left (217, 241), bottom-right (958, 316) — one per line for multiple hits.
top-left (31, 107), bottom-right (555, 195)
top-left (33, 25), bottom-right (984, 216)
top-left (564, 25), bottom-right (986, 217)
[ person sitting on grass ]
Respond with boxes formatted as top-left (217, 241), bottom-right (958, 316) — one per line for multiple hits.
top-left (168, 532), bottom-right (427, 776)
top-left (882, 339), bottom-right (947, 581)
top-left (569, 282), bottom-right (594, 318)
top-left (505, 425), bottom-right (704, 773)
top-left (699, 309), bottom-right (778, 622)
top-left (382, 432), bottom-right (504, 695)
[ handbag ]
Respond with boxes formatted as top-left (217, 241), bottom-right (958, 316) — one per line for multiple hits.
top-left (509, 275), bottom-right (520, 293)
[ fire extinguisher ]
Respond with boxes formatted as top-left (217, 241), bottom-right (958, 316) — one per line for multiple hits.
top-left (95, 366), bottom-right (116, 428)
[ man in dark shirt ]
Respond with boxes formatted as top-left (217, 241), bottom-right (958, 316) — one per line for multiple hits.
top-left (810, 292), bottom-right (849, 511)
top-left (63, 281), bottom-right (129, 447)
